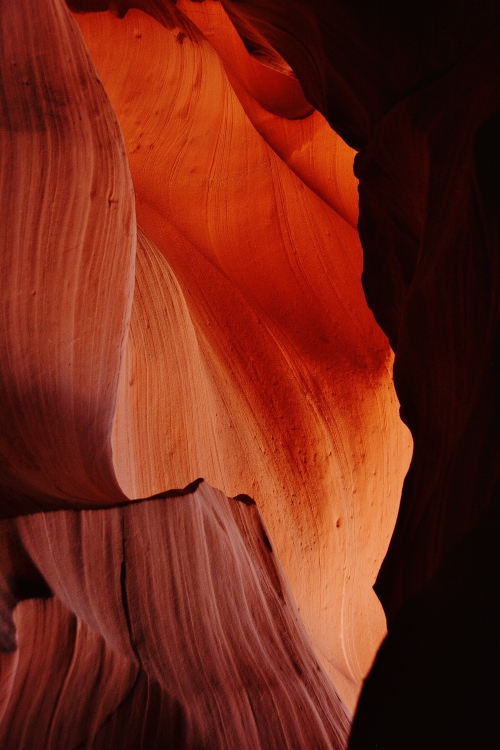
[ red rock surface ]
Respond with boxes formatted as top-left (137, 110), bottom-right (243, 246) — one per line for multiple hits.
top-left (0, 0), bottom-right (135, 513)
top-left (0, 481), bottom-right (351, 747)
top-left (7, 0), bottom-right (497, 746)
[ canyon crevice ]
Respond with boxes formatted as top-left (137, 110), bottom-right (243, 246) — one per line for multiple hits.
top-left (1, 0), bottom-right (498, 747)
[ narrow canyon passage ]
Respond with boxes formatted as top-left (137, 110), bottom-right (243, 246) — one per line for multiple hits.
top-left (2, 0), bottom-right (497, 747)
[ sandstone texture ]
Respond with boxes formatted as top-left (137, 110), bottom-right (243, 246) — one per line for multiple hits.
top-left (2, 0), bottom-right (496, 747)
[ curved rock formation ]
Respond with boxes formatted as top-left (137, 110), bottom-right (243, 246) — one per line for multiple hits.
top-left (74, 7), bottom-right (411, 710)
top-left (0, 480), bottom-right (351, 748)
top-left (0, 0), bottom-right (135, 513)
top-left (7, 0), bottom-right (483, 746)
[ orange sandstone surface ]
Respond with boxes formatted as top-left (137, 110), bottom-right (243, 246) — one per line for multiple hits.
top-left (0, 0), bottom-right (412, 746)
top-left (77, 5), bottom-right (412, 704)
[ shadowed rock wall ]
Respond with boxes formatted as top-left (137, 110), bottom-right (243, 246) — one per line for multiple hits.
top-left (0, 480), bottom-right (350, 748)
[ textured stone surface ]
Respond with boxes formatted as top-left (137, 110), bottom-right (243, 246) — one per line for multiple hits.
top-left (0, 481), bottom-right (351, 749)
top-left (75, 4), bottom-right (410, 709)
top-left (0, 0), bottom-right (135, 513)
top-left (7, 0), bottom-right (496, 746)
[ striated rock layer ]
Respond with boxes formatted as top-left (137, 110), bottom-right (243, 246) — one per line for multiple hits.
top-left (0, 0), bottom-right (136, 513)
top-left (0, 480), bottom-right (350, 749)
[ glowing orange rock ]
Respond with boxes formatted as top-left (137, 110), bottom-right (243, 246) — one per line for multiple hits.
top-left (177, 0), bottom-right (358, 227)
top-left (76, 5), bottom-right (411, 708)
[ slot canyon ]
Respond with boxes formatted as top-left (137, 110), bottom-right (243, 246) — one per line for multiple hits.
top-left (0, 0), bottom-right (498, 747)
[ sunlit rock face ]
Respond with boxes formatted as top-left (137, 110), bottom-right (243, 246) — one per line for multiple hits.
top-left (0, 0), bottom-right (440, 747)
top-left (73, 3), bottom-right (412, 712)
